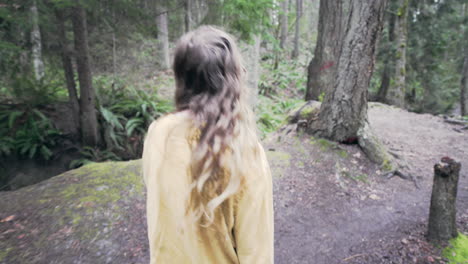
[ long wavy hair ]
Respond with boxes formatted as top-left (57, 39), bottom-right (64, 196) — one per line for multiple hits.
top-left (173, 26), bottom-right (258, 226)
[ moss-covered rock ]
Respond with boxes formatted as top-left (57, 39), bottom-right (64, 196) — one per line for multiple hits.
top-left (0, 160), bottom-right (149, 264)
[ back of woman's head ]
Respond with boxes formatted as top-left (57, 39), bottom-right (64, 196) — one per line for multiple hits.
top-left (173, 26), bottom-right (258, 226)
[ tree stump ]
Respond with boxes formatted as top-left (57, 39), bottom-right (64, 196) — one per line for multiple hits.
top-left (427, 157), bottom-right (461, 241)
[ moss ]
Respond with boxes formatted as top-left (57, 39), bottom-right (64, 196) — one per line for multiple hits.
top-left (0, 247), bottom-right (13, 262)
top-left (442, 233), bottom-right (468, 264)
top-left (317, 138), bottom-right (336, 151)
top-left (266, 151), bottom-right (291, 167)
top-left (296, 161), bottom-right (305, 168)
top-left (400, 67), bottom-right (406, 76)
top-left (382, 159), bottom-right (393, 172)
top-left (396, 51), bottom-right (402, 59)
top-left (337, 150), bottom-right (348, 158)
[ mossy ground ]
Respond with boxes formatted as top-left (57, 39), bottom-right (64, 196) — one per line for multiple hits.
top-left (443, 233), bottom-right (468, 264)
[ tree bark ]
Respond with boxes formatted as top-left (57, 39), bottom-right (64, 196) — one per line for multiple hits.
top-left (385, 0), bottom-right (409, 108)
top-left (279, 0), bottom-right (288, 49)
top-left (247, 34), bottom-right (262, 107)
top-left (308, 0), bottom-right (390, 164)
top-left (204, 0), bottom-right (222, 25)
top-left (462, 53), bottom-right (468, 116)
top-left (461, 5), bottom-right (468, 116)
top-left (376, 3), bottom-right (396, 102)
top-left (56, 9), bottom-right (80, 133)
top-left (71, 5), bottom-right (99, 146)
top-left (427, 157), bottom-right (461, 242)
top-left (291, 0), bottom-right (302, 59)
top-left (30, 0), bottom-right (45, 82)
top-left (155, 0), bottom-right (170, 69)
top-left (185, 0), bottom-right (192, 33)
top-left (305, 0), bottom-right (347, 101)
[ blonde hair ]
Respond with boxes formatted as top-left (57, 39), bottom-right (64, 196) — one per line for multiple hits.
top-left (173, 26), bottom-right (258, 226)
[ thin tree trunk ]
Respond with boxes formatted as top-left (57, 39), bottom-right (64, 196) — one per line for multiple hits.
top-left (305, 0), bottom-right (347, 100)
top-left (56, 9), bottom-right (80, 133)
top-left (155, 0), bottom-right (170, 69)
top-left (461, 4), bottom-right (468, 116)
top-left (30, 0), bottom-right (45, 81)
top-left (247, 34), bottom-right (262, 107)
top-left (205, 0), bottom-right (222, 25)
top-left (72, 6), bottom-right (99, 146)
top-left (376, 3), bottom-right (396, 102)
top-left (291, 0), bottom-right (302, 59)
top-left (279, 0), bottom-right (288, 49)
top-left (461, 51), bottom-right (468, 116)
top-left (308, 0), bottom-right (390, 166)
top-left (385, 0), bottom-right (409, 108)
top-left (185, 0), bottom-right (192, 32)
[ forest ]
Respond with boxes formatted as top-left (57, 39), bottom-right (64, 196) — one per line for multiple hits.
top-left (0, 0), bottom-right (467, 263)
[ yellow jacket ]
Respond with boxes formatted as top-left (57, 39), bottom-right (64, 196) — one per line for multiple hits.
top-left (142, 111), bottom-right (274, 264)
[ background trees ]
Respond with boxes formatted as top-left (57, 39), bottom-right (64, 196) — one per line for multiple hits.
top-left (0, 0), bottom-right (466, 189)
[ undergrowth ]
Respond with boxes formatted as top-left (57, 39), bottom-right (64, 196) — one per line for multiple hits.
top-left (442, 233), bottom-right (468, 264)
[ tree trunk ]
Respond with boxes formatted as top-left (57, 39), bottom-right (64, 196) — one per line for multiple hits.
top-left (71, 6), bottom-right (99, 147)
top-left (385, 0), bottom-right (409, 108)
top-left (461, 5), bottom-right (468, 116)
top-left (185, 0), bottom-right (192, 32)
top-left (56, 9), bottom-right (80, 133)
top-left (30, 0), bottom-right (45, 82)
top-left (427, 157), bottom-right (461, 242)
top-left (307, 0), bottom-right (389, 166)
top-left (205, 0), bottom-right (222, 25)
top-left (279, 0), bottom-right (288, 49)
top-left (376, 3), bottom-right (396, 102)
top-left (155, 0), bottom-right (170, 69)
top-left (305, 0), bottom-right (347, 101)
top-left (291, 0), bottom-right (302, 59)
top-left (462, 53), bottom-right (468, 116)
top-left (247, 34), bottom-right (262, 107)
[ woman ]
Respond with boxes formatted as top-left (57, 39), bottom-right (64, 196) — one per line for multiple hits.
top-left (142, 26), bottom-right (273, 264)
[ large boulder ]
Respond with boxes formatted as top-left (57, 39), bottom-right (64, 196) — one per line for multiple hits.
top-left (0, 160), bottom-right (149, 264)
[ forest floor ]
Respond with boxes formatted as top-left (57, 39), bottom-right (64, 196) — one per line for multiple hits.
top-left (0, 103), bottom-right (467, 264)
top-left (270, 103), bottom-right (468, 263)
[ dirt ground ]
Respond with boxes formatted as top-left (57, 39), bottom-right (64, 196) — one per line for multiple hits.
top-left (270, 103), bottom-right (468, 264)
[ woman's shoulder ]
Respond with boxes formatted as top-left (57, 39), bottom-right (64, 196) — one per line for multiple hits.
top-left (146, 111), bottom-right (192, 135)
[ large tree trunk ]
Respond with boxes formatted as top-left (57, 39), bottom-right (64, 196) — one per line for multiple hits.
top-left (305, 0), bottom-right (347, 101)
top-left (279, 0), bottom-right (288, 49)
top-left (71, 6), bottom-right (99, 147)
top-left (56, 9), bottom-right (80, 133)
top-left (155, 0), bottom-right (170, 69)
top-left (308, 0), bottom-right (390, 165)
top-left (385, 0), bottom-right (409, 108)
top-left (30, 0), bottom-right (45, 81)
top-left (291, 0), bottom-right (302, 59)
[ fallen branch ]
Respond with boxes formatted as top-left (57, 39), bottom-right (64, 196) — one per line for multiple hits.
top-left (443, 117), bottom-right (468, 126)
top-left (342, 253), bottom-right (366, 261)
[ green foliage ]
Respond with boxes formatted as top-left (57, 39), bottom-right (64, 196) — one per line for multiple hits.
top-left (442, 233), bottom-right (468, 264)
top-left (318, 92), bottom-right (325, 103)
top-left (256, 95), bottom-right (303, 138)
top-left (260, 59), bottom-right (307, 96)
top-left (94, 74), bottom-right (172, 157)
top-left (69, 146), bottom-right (121, 169)
top-left (222, 0), bottom-right (275, 40)
top-left (0, 105), bottom-right (62, 160)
